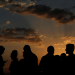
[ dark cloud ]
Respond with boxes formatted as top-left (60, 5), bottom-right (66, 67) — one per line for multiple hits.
top-left (9, 0), bottom-right (39, 3)
top-left (0, 28), bottom-right (43, 43)
top-left (0, 0), bottom-right (37, 7)
top-left (71, 6), bottom-right (75, 9)
top-left (10, 4), bottom-right (75, 24)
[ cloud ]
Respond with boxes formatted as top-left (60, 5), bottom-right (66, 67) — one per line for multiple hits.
top-left (62, 48), bottom-right (65, 49)
top-left (60, 36), bottom-right (75, 44)
top-left (62, 37), bottom-right (75, 44)
top-left (1, 0), bottom-right (75, 24)
top-left (6, 21), bottom-right (10, 24)
top-left (44, 35), bottom-right (48, 38)
top-left (54, 36), bottom-right (75, 46)
top-left (35, 44), bottom-right (45, 48)
top-left (0, 28), bottom-right (43, 44)
top-left (60, 37), bottom-right (67, 39)
top-left (0, 0), bottom-right (36, 8)
top-left (56, 25), bottom-right (60, 27)
top-left (54, 43), bottom-right (63, 45)
top-left (58, 47), bottom-right (61, 49)
top-left (9, 4), bottom-right (75, 24)
top-left (50, 38), bottom-right (52, 39)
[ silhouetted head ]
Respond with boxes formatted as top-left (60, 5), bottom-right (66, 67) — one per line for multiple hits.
top-left (23, 45), bottom-right (31, 53)
top-left (10, 50), bottom-right (18, 60)
top-left (61, 53), bottom-right (66, 60)
top-left (47, 46), bottom-right (54, 55)
top-left (0, 46), bottom-right (5, 55)
top-left (65, 44), bottom-right (74, 55)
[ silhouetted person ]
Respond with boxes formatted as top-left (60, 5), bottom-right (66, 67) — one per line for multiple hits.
top-left (54, 55), bottom-right (61, 75)
top-left (61, 53), bottom-right (66, 61)
top-left (0, 46), bottom-right (7, 75)
top-left (19, 45), bottom-right (38, 75)
top-left (60, 53), bottom-right (66, 75)
top-left (65, 44), bottom-right (75, 75)
top-left (39, 46), bottom-right (55, 75)
top-left (9, 50), bottom-right (18, 75)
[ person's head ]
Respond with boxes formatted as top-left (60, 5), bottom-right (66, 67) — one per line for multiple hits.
top-left (23, 45), bottom-right (31, 53)
top-left (61, 53), bottom-right (66, 60)
top-left (47, 46), bottom-right (54, 55)
top-left (10, 50), bottom-right (18, 60)
top-left (0, 46), bottom-right (5, 55)
top-left (65, 44), bottom-right (74, 55)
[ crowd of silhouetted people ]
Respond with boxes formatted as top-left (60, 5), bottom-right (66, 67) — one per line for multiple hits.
top-left (0, 44), bottom-right (75, 75)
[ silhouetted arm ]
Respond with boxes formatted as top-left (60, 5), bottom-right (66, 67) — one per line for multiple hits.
top-left (9, 62), bottom-right (13, 71)
top-left (0, 56), bottom-right (5, 67)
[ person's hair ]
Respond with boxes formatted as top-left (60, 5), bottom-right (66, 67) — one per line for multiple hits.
top-left (10, 50), bottom-right (18, 58)
top-left (47, 46), bottom-right (54, 54)
top-left (66, 44), bottom-right (74, 54)
top-left (23, 45), bottom-right (31, 52)
top-left (66, 44), bottom-right (74, 51)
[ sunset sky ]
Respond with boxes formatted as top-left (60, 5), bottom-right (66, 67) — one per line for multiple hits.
top-left (0, 0), bottom-right (75, 74)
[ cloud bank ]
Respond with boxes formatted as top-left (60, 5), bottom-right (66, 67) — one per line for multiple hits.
top-left (1, 0), bottom-right (75, 24)
top-left (10, 4), bottom-right (75, 24)
top-left (0, 28), bottom-right (43, 44)
top-left (54, 36), bottom-right (75, 46)
top-left (0, 0), bottom-right (36, 7)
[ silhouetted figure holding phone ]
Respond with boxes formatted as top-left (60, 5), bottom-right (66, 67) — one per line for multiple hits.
top-left (60, 53), bottom-right (66, 75)
top-left (9, 50), bottom-right (18, 75)
top-left (0, 46), bottom-right (7, 75)
top-left (39, 46), bottom-right (55, 75)
top-left (65, 44), bottom-right (75, 75)
top-left (19, 45), bottom-right (38, 75)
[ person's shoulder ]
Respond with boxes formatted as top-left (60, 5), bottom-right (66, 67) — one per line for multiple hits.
top-left (19, 59), bottom-right (24, 62)
top-left (41, 54), bottom-right (47, 60)
top-left (72, 54), bottom-right (75, 58)
top-left (73, 54), bottom-right (75, 56)
top-left (32, 53), bottom-right (37, 58)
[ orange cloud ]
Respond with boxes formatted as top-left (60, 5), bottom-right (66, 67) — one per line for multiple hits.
top-left (56, 25), bottom-right (60, 27)
top-left (6, 21), bottom-right (10, 24)
top-left (54, 43), bottom-right (63, 45)
top-left (0, 28), bottom-right (43, 44)
top-left (35, 44), bottom-right (45, 48)
top-left (50, 38), bottom-right (52, 39)
top-left (60, 36), bottom-right (75, 44)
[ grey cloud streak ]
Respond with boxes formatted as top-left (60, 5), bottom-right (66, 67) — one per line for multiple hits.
top-left (0, 0), bottom-right (37, 7)
top-left (0, 28), bottom-right (43, 43)
top-left (10, 4), bottom-right (75, 24)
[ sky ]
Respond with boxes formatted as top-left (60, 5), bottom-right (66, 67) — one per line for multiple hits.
top-left (0, 0), bottom-right (75, 74)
